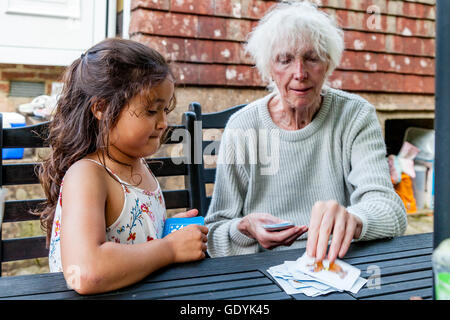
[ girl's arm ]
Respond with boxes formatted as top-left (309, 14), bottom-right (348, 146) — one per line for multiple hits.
top-left (60, 160), bottom-right (207, 295)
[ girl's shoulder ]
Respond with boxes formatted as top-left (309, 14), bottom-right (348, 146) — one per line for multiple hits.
top-left (63, 158), bottom-right (110, 190)
top-left (58, 158), bottom-right (113, 218)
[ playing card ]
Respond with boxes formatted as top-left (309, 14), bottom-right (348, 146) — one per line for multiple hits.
top-left (267, 269), bottom-right (306, 295)
top-left (267, 263), bottom-right (293, 280)
top-left (349, 277), bottom-right (367, 294)
top-left (295, 253), bottom-right (361, 291)
top-left (268, 256), bottom-right (366, 298)
top-left (285, 261), bottom-right (340, 289)
top-left (288, 279), bottom-right (311, 289)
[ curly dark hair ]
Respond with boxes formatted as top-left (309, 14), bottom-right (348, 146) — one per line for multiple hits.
top-left (35, 38), bottom-right (176, 245)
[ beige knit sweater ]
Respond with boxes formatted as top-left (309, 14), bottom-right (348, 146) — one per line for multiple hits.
top-left (204, 87), bottom-right (407, 257)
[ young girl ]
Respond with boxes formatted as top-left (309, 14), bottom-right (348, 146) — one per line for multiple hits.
top-left (35, 38), bottom-right (208, 295)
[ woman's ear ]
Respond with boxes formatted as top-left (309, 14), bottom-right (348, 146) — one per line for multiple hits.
top-left (91, 99), bottom-right (106, 120)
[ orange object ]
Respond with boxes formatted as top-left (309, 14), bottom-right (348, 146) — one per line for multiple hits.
top-left (307, 261), bottom-right (348, 279)
top-left (394, 173), bottom-right (417, 214)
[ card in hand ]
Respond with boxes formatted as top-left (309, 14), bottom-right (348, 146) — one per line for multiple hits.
top-left (162, 216), bottom-right (205, 237)
top-left (263, 222), bottom-right (294, 231)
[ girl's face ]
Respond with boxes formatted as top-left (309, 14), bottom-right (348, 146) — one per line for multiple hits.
top-left (109, 77), bottom-right (174, 161)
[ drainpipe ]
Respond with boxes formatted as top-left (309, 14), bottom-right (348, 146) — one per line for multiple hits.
top-left (107, 0), bottom-right (117, 38)
top-left (122, 0), bottom-right (131, 39)
top-left (434, 0), bottom-right (450, 248)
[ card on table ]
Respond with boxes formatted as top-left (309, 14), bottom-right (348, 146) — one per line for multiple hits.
top-left (268, 258), bottom-right (367, 297)
top-left (162, 216), bottom-right (205, 237)
top-left (295, 253), bottom-right (361, 291)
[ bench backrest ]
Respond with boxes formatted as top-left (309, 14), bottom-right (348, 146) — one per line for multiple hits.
top-left (0, 113), bottom-right (196, 276)
top-left (188, 102), bottom-right (246, 217)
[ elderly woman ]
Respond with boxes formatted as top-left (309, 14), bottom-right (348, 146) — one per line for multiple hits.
top-left (204, 1), bottom-right (407, 262)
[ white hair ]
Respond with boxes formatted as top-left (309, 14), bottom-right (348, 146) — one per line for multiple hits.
top-left (245, 1), bottom-right (344, 88)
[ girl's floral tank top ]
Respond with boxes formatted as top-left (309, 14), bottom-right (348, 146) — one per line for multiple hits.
top-left (48, 159), bottom-right (167, 272)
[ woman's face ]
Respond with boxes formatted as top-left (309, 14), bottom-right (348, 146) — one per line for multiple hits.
top-left (270, 45), bottom-right (328, 110)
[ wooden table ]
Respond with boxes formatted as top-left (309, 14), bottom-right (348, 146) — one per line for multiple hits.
top-left (0, 233), bottom-right (433, 300)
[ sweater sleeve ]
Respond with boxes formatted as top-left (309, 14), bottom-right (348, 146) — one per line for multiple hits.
top-left (345, 105), bottom-right (407, 241)
top-left (204, 123), bottom-right (259, 257)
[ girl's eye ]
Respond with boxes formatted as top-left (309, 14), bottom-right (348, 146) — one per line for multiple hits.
top-left (147, 107), bottom-right (170, 115)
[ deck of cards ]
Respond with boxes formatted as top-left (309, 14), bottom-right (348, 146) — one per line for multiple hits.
top-left (267, 253), bottom-right (367, 297)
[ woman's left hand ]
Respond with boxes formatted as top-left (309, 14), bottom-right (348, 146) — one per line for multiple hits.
top-left (306, 200), bottom-right (363, 263)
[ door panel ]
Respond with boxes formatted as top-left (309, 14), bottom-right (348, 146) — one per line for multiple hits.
top-left (0, 0), bottom-right (107, 66)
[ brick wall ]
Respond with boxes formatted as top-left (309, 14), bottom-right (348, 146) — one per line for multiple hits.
top-left (0, 1), bottom-right (436, 123)
top-left (129, 0), bottom-right (436, 95)
top-left (0, 64), bottom-right (65, 113)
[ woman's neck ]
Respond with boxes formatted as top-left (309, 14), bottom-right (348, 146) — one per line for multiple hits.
top-left (268, 94), bottom-right (322, 130)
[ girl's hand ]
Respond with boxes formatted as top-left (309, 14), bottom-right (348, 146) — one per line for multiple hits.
top-left (164, 224), bottom-right (208, 263)
top-left (237, 213), bottom-right (308, 250)
top-left (306, 200), bottom-right (363, 263)
top-left (173, 208), bottom-right (199, 218)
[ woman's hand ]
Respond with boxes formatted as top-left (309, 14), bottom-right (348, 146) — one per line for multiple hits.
top-left (237, 213), bottom-right (308, 250)
top-left (306, 200), bottom-right (363, 263)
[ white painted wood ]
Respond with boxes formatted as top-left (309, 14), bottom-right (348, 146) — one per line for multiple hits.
top-left (122, 0), bottom-right (130, 39)
top-left (107, 0), bottom-right (117, 38)
top-left (0, 0), bottom-right (108, 66)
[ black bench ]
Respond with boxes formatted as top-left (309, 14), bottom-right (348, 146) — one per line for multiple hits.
top-left (0, 113), bottom-right (197, 276)
top-left (188, 102), bottom-right (246, 217)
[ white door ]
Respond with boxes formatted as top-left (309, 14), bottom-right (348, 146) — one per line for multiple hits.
top-left (0, 0), bottom-right (108, 66)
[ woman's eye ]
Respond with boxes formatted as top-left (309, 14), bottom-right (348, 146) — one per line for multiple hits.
top-left (277, 55), bottom-right (293, 64)
top-left (147, 110), bottom-right (157, 115)
top-left (307, 55), bottom-right (319, 62)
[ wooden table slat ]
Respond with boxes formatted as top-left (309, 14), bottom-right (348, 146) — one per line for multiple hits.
top-left (354, 278), bottom-right (432, 299)
top-left (378, 270), bottom-right (433, 286)
top-left (359, 260), bottom-right (432, 279)
top-left (231, 291), bottom-right (292, 300)
top-left (162, 284), bottom-right (282, 300)
top-left (363, 287), bottom-right (433, 300)
top-left (141, 271), bottom-right (264, 289)
top-left (345, 233), bottom-right (432, 258)
top-left (3, 290), bottom-right (81, 300)
top-left (292, 291), bottom-right (357, 300)
top-left (88, 277), bottom-right (275, 300)
top-left (0, 273), bottom-right (68, 298)
top-left (352, 255), bottom-right (431, 274)
top-left (345, 247), bottom-right (432, 266)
